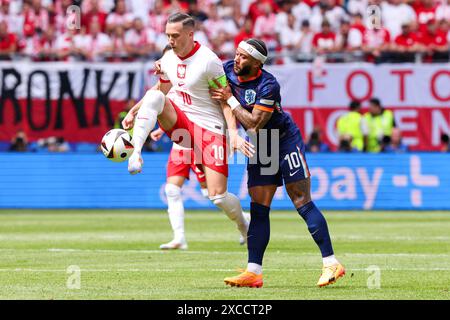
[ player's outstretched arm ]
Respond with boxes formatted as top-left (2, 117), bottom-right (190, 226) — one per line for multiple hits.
top-left (221, 102), bottom-right (255, 158)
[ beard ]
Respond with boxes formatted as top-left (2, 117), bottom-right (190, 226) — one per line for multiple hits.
top-left (235, 64), bottom-right (252, 76)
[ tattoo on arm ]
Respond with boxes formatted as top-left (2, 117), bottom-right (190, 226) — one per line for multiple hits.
top-left (232, 106), bottom-right (272, 133)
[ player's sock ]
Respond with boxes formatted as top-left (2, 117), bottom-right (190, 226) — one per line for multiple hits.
top-left (210, 192), bottom-right (249, 238)
top-left (247, 262), bottom-right (262, 275)
top-left (297, 201), bottom-right (334, 258)
top-left (201, 188), bottom-right (209, 198)
top-left (247, 202), bottom-right (270, 268)
top-left (322, 255), bottom-right (339, 267)
top-left (132, 90), bottom-right (165, 152)
top-left (165, 183), bottom-right (185, 243)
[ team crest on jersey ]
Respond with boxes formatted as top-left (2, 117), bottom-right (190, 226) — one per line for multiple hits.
top-left (177, 64), bottom-right (187, 79)
top-left (244, 89), bottom-right (256, 105)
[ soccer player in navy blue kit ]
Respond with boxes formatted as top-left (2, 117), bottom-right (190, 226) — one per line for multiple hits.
top-left (210, 39), bottom-right (345, 287)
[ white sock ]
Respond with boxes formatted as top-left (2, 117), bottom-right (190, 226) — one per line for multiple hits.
top-left (322, 255), bottom-right (339, 267)
top-left (247, 263), bottom-right (262, 275)
top-left (165, 183), bottom-right (185, 243)
top-left (200, 188), bottom-right (209, 198)
top-left (133, 90), bottom-right (165, 152)
top-left (210, 192), bottom-right (249, 237)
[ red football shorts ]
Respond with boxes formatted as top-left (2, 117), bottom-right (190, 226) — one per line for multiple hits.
top-left (158, 99), bottom-right (228, 177)
top-left (166, 147), bottom-right (207, 183)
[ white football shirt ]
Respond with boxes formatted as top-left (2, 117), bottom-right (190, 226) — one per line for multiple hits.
top-left (159, 42), bottom-right (226, 135)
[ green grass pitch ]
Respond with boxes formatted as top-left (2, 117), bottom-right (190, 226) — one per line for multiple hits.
top-left (0, 210), bottom-right (449, 300)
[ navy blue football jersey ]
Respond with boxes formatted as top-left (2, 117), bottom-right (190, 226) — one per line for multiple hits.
top-left (224, 61), bottom-right (309, 186)
top-left (223, 60), bottom-right (300, 139)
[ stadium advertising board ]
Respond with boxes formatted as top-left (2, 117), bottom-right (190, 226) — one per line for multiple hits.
top-left (0, 153), bottom-right (447, 210)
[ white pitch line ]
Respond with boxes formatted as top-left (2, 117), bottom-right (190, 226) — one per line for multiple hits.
top-left (0, 248), bottom-right (449, 257)
top-left (0, 267), bottom-right (449, 273)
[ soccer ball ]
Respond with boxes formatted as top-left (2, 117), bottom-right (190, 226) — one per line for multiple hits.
top-left (101, 129), bottom-right (134, 162)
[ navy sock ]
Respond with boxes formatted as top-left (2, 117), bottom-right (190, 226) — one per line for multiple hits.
top-left (297, 201), bottom-right (334, 257)
top-left (248, 202), bottom-right (271, 265)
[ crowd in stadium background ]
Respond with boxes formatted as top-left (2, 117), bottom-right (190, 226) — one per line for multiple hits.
top-left (0, 0), bottom-right (449, 63)
top-left (1, 0), bottom-right (449, 154)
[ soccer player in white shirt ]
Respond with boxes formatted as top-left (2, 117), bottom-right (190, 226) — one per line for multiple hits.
top-left (122, 13), bottom-right (254, 246)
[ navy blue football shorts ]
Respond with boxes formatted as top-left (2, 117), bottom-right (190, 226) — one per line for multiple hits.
top-left (247, 131), bottom-right (310, 188)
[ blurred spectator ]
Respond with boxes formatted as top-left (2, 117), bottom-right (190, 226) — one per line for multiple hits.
top-left (217, 0), bottom-right (236, 20)
top-left (125, 0), bottom-right (153, 23)
top-left (391, 23), bottom-right (420, 62)
top-left (347, 0), bottom-right (368, 16)
top-left (0, 0), bottom-right (23, 35)
top-left (164, 0), bottom-right (189, 15)
top-left (338, 137), bottom-right (361, 152)
top-left (55, 28), bottom-right (73, 60)
top-left (9, 129), bottom-right (28, 152)
top-left (436, 0), bottom-right (450, 21)
top-left (335, 19), bottom-right (363, 53)
top-left (52, 0), bottom-right (74, 35)
top-left (76, 20), bottom-right (112, 61)
top-left (147, 0), bottom-right (168, 35)
top-left (414, 0), bottom-right (438, 33)
top-left (193, 19), bottom-right (210, 47)
top-left (211, 29), bottom-right (235, 59)
top-left (203, 4), bottom-right (238, 44)
top-left (279, 13), bottom-right (303, 63)
top-left (23, 0), bottom-right (50, 38)
top-left (33, 25), bottom-right (58, 61)
top-left (252, 2), bottom-right (278, 52)
top-left (337, 100), bottom-right (367, 152)
top-left (310, 0), bottom-right (349, 33)
top-left (350, 12), bottom-right (365, 35)
top-left (275, 0), bottom-right (296, 35)
top-left (296, 20), bottom-right (314, 60)
top-left (381, 128), bottom-right (409, 153)
top-left (125, 18), bottom-right (157, 60)
top-left (82, 0), bottom-right (108, 34)
top-left (110, 25), bottom-right (128, 61)
top-left (312, 20), bottom-right (337, 55)
top-left (188, 0), bottom-right (208, 22)
top-left (106, 0), bottom-right (134, 33)
top-left (440, 133), bottom-right (450, 152)
top-left (362, 19), bottom-right (392, 63)
top-left (0, 20), bottom-right (16, 59)
top-left (382, 0), bottom-right (417, 39)
top-left (234, 17), bottom-right (253, 48)
top-left (363, 97), bottom-right (395, 153)
top-left (417, 20), bottom-right (449, 62)
top-left (38, 136), bottom-right (70, 152)
top-left (247, 0), bottom-right (278, 24)
top-left (306, 127), bottom-right (330, 153)
top-left (231, 0), bottom-right (245, 27)
top-left (292, 0), bottom-right (312, 26)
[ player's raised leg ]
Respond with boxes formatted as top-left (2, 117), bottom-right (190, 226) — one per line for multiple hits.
top-left (125, 92), bottom-right (177, 174)
top-left (285, 178), bottom-right (345, 287)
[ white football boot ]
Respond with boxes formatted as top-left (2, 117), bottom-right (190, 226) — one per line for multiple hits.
top-left (128, 151), bottom-right (143, 174)
top-left (159, 239), bottom-right (188, 250)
